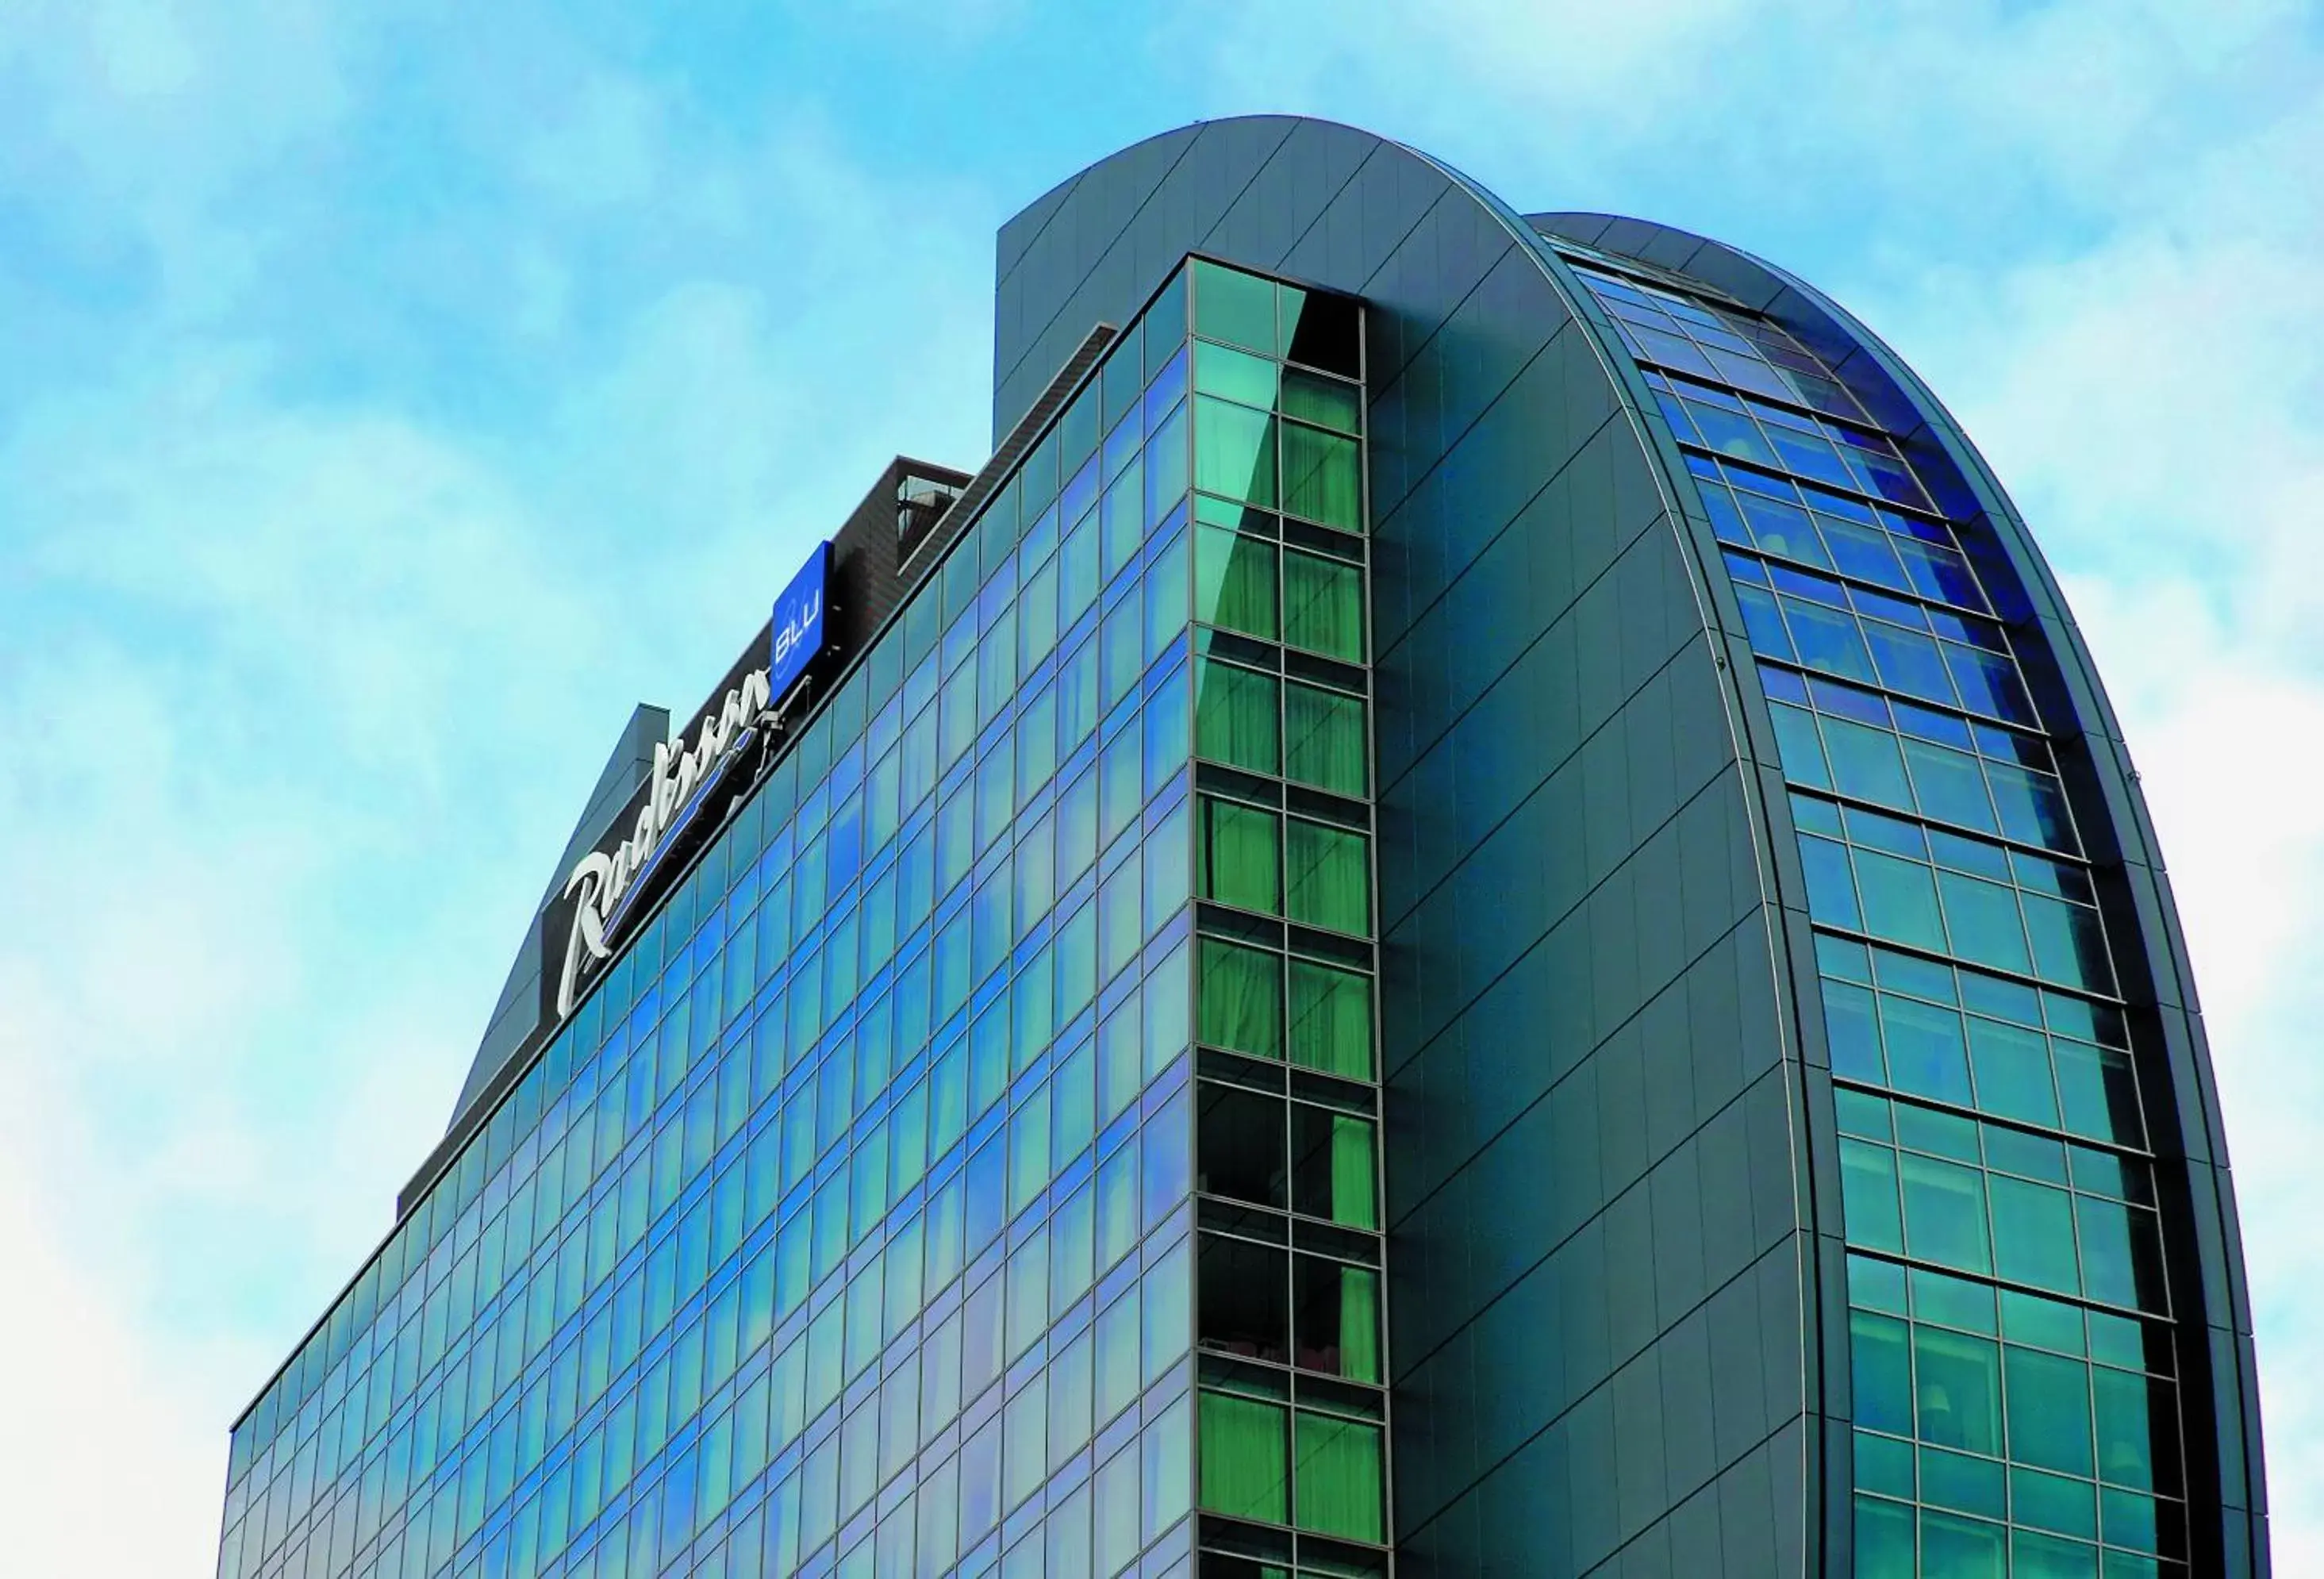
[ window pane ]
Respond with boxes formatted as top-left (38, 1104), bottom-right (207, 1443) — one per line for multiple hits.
top-left (1865, 622), bottom-right (1959, 705)
top-left (1800, 835), bottom-right (1864, 931)
top-left (1291, 1108), bottom-right (1377, 1230)
top-left (1196, 525), bottom-right (1279, 639)
top-left (1195, 398), bottom-right (1279, 507)
top-left (1782, 597), bottom-right (1876, 682)
top-left (1919, 1509), bottom-right (2006, 1577)
top-left (1990, 1177), bottom-right (2080, 1295)
top-left (1198, 1235), bottom-right (1288, 1365)
top-left (1855, 1495), bottom-right (1916, 1579)
top-left (1965, 1016), bottom-right (2060, 1130)
top-left (1281, 422), bottom-right (1362, 531)
top-left (1281, 549), bottom-right (1364, 662)
top-left (1194, 340), bottom-right (1279, 409)
top-left (1195, 657), bottom-right (1281, 774)
top-left (1284, 682), bottom-right (1366, 797)
top-left (1824, 978), bottom-right (1886, 1082)
top-left (1850, 1309), bottom-right (1913, 1435)
top-left (1914, 1325), bottom-right (2003, 1455)
top-left (1197, 1392), bottom-right (1289, 1522)
top-left (1284, 820), bottom-right (1369, 935)
top-left (1878, 993), bottom-right (1972, 1106)
top-left (1938, 872), bottom-right (2033, 978)
top-left (1294, 1258), bottom-right (1381, 1382)
top-left (1281, 369), bottom-right (1360, 433)
top-left (1280, 288), bottom-right (1360, 376)
top-left (2005, 1347), bottom-right (2095, 1477)
top-left (1903, 738), bottom-right (1999, 834)
top-left (1293, 1412), bottom-right (1383, 1542)
top-left (1287, 960), bottom-right (1373, 1079)
top-left (1839, 1137), bottom-right (1903, 1254)
top-left (1199, 1083), bottom-right (1286, 1208)
top-left (1771, 702), bottom-right (1831, 790)
top-left (1198, 939), bottom-right (1282, 1059)
top-left (1199, 797), bottom-right (1282, 915)
top-left (1822, 715), bottom-right (1913, 808)
top-left (1855, 847), bottom-right (1946, 952)
top-left (1900, 1152), bottom-right (1992, 1274)
top-left (1194, 262), bottom-right (1276, 355)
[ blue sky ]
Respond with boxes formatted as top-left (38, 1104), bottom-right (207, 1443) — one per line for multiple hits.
top-left (2, 2), bottom-right (2318, 1571)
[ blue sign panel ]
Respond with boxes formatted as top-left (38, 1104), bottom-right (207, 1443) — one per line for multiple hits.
top-left (769, 540), bottom-right (831, 705)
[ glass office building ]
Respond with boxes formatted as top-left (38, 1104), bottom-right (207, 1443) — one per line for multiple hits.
top-left (219, 119), bottom-right (2268, 1578)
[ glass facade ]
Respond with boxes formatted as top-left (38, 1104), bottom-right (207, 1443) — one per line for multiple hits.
top-left (1569, 251), bottom-right (2193, 1577)
top-left (217, 117), bottom-right (2264, 1577)
top-left (215, 257), bottom-right (1380, 1579)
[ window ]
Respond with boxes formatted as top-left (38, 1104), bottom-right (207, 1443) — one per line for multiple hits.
top-left (1196, 658), bottom-right (1281, 774)
top-left (1199, 796), bottom-right (1282, 915)
top-left (1284, 681), bottom-right (1366, 797)
top-left (1199, 939), bottom-right (1284, 1060)
top-left (1281, 548), bottom-right (1363, 662)
top-left (1199, 1391), bottom-right (1290, 1523)
top-left (1197, 521), bottom-right (1280, 638)
top-left (1288, 960), bottom-right (1373, 1080)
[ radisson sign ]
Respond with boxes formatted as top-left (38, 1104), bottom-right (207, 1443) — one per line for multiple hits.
top-left (549, 541), bottom-right (832, 1019)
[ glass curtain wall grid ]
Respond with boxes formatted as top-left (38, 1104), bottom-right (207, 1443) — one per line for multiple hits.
top-left (1174, 261), bottom-right (1390, 1579)
top-left (1567, 255), bottom-right (2191, 1578)
top-left (216, 258), bottom-right (1377, 1579)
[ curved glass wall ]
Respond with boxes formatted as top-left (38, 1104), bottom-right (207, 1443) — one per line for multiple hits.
top-left (1566, 252), bottom-right (2191, 1578)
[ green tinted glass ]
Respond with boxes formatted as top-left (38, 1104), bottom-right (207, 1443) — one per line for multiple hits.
top-left (1196, 340), bottom-right (1281, 409)
top-left (1196, 397), bottom-right (1279, 507)
top-left (1281, 422), bottom-right (1361, 530)
top-left (1281, 549), bottom-right (1364, 662)
top-left (1195, 657), bottom-right (1281, 774)
top-left (1196, 524), bottom-right (1279, 639)
top-left (1193, 260), bottom-right (1276, 354)
top-left (1281, 368), bottom-right (1360, 433)
top-left (1199, 1390), bottom-right (1289, 1521)
top-left (1199, 939), bottom-right (1282, 1059)
top-left (1287, 960), bottom-right (1372, 1079)
top-left (1293, 1412), bottom-right (1383, 1542)
top-left (1284, 682), bottom-right (1366, 797)
top-left (1200, 797), bottom-right (1281, 915)
top-left (1285, 820), bottom-right (1369, 934)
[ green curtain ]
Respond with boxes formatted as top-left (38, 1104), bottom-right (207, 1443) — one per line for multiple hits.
top-left (1281, 368), bottom-right (1361, 434)
top-left (1292, 1412), bottom-right (1383, 1543)
top-left (1196, 524), bottom-right (1280, 639)
top-left (1284, 820), bottom-right (1369, 935)
top-left (1198, 939), bottom-right (1283, 1059)
top-left (1281, 548), bottom-right (1364, 662)
top-left (1200, 797), bottom-right (1282, 915)
top-left (1288, 960), bottom-right (1373, 1079)
top-left (1198, 1391), bottom-right (1289, 1522)
top-left (1195, 657), bottom-right (1281, 775)
top-left (1330, 1115), bottom-right (1377, 1231)
top-left (1339, 1266), bottom-right (1381, 1384)
top-left (1283, 681), bottom-right (1366, 797)
top-left (1280, 421), bottom-right (1362, 531)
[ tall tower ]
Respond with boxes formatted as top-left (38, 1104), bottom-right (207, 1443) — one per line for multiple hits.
top-left (216, 117), bottom-right (2265, 1579)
